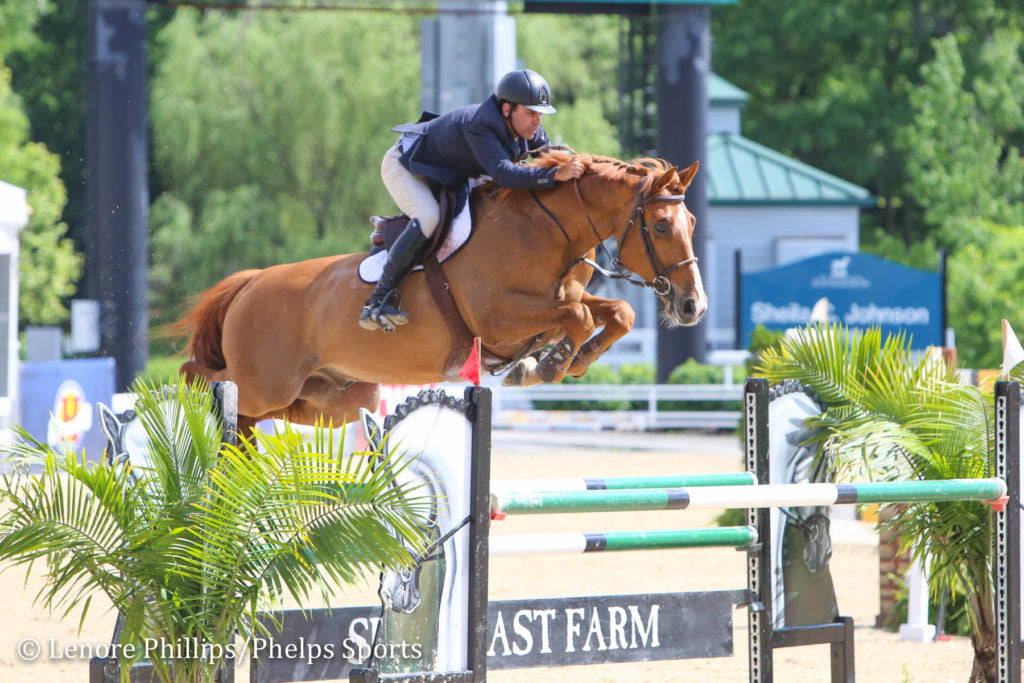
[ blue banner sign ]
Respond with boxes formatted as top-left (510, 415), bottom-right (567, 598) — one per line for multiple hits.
top-left (19, 357), bottom-right (116, 462)
top-left (740, 252), bottom-right (943, 349)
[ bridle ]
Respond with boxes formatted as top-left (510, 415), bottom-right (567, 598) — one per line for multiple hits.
top-left (529, 174), bottom-right (698, 297)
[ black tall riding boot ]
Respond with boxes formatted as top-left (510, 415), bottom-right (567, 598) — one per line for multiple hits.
top-left (359, 219), bottom-right (432, 332)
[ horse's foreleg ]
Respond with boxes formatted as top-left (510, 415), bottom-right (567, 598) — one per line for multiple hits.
top-left (566, 294), bottom-right (636, 378)
top-left (487, 295), bottom-right (596, 387)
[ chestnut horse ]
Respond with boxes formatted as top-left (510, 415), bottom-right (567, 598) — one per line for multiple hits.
top-left (174, 152), bottom-right (706, 432)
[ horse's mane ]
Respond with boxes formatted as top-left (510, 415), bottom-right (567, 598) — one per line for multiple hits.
top-left (485, 150), bottom-right (674, 205)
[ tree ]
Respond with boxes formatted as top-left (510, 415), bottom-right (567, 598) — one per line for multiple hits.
top-left (710, 0), bottom-right (1023, 246)
top-left (0, 0), bottom-right (44, 58)
top-left (5, 0), bottom-right (88, 254)
top-left (148, 9), bottom-right (421, 326)
top-left (0, 377), bottom-right (431, 682)
top-left (899, 30), bottom-right (1024, 250)
top-left (757, 323), bottom-right (1000, 682)
top-left (889, 29), bottom-right (1024, 368)
top-left (517, 13), bottom-right (622, 156)
top-left (0, 61), bottom-right (82, 326)
top-left (945, 224), bottom-right (1024, 369)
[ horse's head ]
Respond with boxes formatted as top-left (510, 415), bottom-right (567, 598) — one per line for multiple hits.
top-left (598, 158), bottom-right (708, 327)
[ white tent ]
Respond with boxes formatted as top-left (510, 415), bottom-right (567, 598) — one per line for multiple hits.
top-left (0, 179), bottom-right (27, 441)
top-left (0, 180), bottom-right (29, 235)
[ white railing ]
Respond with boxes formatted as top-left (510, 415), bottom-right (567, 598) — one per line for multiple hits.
top-left (482, 383), bottom-right (744, 431)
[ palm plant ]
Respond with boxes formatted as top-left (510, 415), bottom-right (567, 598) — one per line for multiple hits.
top-left (0, 377), bottom-right (433, 683)
top-left (756, 323), bottom-right (997, 683)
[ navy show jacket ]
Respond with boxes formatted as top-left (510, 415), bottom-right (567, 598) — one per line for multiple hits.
top-left (392, 95), bottom-right (558, 190)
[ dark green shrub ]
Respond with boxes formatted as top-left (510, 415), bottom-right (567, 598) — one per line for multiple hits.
top-left (661, 359), bottom-right (743, 412)
top-left (747, 324), bottom-right (785, 376)
top-left (532, 364), bottom-right (631, 410)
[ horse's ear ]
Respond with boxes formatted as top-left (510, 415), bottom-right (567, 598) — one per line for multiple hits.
top-left (650, 166), bottom-right (677, 196)
top-left (678, 161), bottom-right (699, 190)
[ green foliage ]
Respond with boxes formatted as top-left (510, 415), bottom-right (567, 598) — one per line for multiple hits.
top-left (0, 0), bottom-right (43, 57)
top-left (532, 363), bottom-right (646, 410)
top-left (0, 376), bottom-right (431, 682)
top-left (711, 1), bottom-right (1022, 244)
top-left (755, 322), bottom-right (997, 672)
top-left (945, 223), bottom-right (1024, 369)
top-left (5, 0), bottom-right (88, 253)
top-left (517, 13), bottom-right (622, 156)
top-left (860, 226), bottom-right (943, 272)
top-left (617, 362), bottom-right (655, 385)
top-left (888, 579), bottom-right (972, 637)
top-left (0, 60), bottom-right (81, 326)
top-left (745, 324), bottom-right (784, 376)
top-left (136, 354), bottom-right (185, 386)
top-left (899, 30), bottom-right (1024, 251)
top-left (148, 9), bottom-right (421, 324)
top-left (663, 359), bottom-right (744, 412)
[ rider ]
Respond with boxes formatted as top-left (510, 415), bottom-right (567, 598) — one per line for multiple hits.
top-left (359, 68), bottom-right (587, 332)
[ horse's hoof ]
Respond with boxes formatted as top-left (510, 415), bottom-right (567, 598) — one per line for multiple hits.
top-left (502, 357), bottom-right (537, 387)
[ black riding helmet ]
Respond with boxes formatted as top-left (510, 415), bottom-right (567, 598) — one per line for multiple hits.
top-left (495, 69), bottom-right (556, 114)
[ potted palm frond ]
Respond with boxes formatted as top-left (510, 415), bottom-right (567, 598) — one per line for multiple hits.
top-left (756, 323), bottom-right (998, 683)
top-left (0, 376), bottom-right (433, 683)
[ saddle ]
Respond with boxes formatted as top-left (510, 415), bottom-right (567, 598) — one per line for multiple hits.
top-left (365, 184), bottom-right (478, 377)
top-left (368, 185), bottom-right (466, 256)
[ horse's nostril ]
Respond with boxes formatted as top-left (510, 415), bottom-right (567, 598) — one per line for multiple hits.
top-left (682, 298), bottom-right (696, 317)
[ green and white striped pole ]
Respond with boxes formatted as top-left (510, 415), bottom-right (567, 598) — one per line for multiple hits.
top-left (489, 525), bottom-right (758, 556)
top-left (490, 472), bottom-right (756, 494)
top-left (490, 478), bottom-right (1007, 516)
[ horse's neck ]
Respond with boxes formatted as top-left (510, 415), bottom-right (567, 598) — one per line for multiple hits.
top-left (469, 178), bottom-right (635, 262)
top-left (570, 176), bottom-right (638, 251)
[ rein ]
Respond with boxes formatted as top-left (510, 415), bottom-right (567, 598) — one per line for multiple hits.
top-left (529, 176), bottom-right (697, 297)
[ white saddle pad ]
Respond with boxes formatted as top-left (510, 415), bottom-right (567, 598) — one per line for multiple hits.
top-left (358, 196), bottom-right (473, 283)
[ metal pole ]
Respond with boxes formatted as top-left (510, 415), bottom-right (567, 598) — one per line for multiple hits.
top-left (995, 381), bottom-right (1021, 683)
top-left (745, 378), bottom-right (772, 682)
top-left (656, 4), bottom-right (709, 380)
top-left (465, 387), bottom-right (492, 683)
top-left (735, 249), bottom-right (743, 349)
top-left (86, 0), bottom-right (149, 390)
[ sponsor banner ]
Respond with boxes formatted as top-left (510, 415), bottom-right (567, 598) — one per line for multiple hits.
top-left (487, 591), bottom-right (745, 669)
top-left (740, 252), bottom-right (942, 348)
top-left (251, 590), bottom-right (746, 680)
top-left (20, 358), bottom-right (116, 461)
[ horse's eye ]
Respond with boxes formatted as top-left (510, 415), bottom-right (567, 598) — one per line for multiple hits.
top-left (654, 220), bottom-right (670, 234)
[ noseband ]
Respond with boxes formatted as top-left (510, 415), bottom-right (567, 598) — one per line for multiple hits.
top-left (529, 176), bottom-right (698, 297)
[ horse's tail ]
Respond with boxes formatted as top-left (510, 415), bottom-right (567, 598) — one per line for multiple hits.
top-left (167, 269), bottom-right (260, 371)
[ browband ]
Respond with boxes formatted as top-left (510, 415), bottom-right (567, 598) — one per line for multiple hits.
top-left (645, 193), bottom-right (686, 203)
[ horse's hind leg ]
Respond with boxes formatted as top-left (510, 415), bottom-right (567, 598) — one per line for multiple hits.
top-left (284, 378), bottom-right (381, 427)
top-left (180, 359), bottom-right (230, 386)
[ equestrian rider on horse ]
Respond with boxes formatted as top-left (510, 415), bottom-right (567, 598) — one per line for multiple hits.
top-left (360, 68), bottom-right (586, 332)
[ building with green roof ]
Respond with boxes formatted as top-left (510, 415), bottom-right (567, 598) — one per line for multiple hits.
top-left (600, 74), bottom-right (873, 362)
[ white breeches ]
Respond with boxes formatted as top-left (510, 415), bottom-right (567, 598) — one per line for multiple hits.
top-left (381, 142), bottom-right (441, 238)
